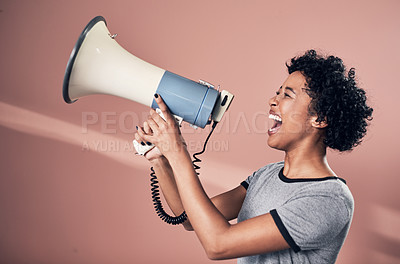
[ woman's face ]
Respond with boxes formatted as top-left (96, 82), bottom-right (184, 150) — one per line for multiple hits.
top-left (267, 71), bottom-right (316, 151)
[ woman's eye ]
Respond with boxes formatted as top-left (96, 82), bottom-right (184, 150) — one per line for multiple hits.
top-left (284, 93), bottom-right (291, 98)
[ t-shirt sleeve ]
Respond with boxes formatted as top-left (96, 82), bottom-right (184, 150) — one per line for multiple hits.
top-left (240, 172), bottom-right (255, 189)
top-left (270, 194), bottom-right (351, 252)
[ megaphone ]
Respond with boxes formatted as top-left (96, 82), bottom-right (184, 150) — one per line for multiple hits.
top-left (63, 16), bottom-right (234, 225)
top-left (63, 16), bottom-right (234, 131)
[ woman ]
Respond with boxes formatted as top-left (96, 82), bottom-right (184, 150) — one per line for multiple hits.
top-left (134, 50), bottom-right (373, 263)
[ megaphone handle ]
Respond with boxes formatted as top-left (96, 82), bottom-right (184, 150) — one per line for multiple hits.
top-left (133, 139), bottom-right (155, 156)
top-left (133, 108), bottom-right (183, 156)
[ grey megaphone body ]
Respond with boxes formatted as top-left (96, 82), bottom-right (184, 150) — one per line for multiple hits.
top-left (63, 16), bottom-right (234, 154)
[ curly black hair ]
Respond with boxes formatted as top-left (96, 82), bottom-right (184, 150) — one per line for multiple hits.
top-left (286, 50), bottom-right (373, 152)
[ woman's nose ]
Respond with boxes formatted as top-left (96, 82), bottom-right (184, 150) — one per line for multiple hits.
top-left (269, 95), bottom-right (278, 107)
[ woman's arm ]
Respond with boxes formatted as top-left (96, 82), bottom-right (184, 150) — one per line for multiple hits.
top-left (136, 126), bottom-right (246, 231)
top-left (150, 156), bottom-right (193, 230)
top-left (145, 154), bottom-right (247, 230)
top-left (166, 150), bottom-right (289, 259)
top-left (138, 94), bottom-right (290, 259)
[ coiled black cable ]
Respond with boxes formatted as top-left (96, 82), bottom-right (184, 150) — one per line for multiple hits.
top-left (192, 122), bottom-right (218, 176)
top-left (150, 167), bottom-right (188, 225)
top-left (150, 121), bottom-right (218, 225)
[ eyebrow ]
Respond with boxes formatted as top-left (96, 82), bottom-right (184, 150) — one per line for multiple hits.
top-left (282, 86), bottom-right (296, 95)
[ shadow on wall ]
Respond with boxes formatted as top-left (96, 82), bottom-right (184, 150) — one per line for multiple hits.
top-left (0, 125), bottom-right (233, 263)
top-left (0, 102), bottom-right (235, 263)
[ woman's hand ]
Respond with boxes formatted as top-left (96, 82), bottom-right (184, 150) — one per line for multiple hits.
top-left (136, 94), bottom-right (187, 160)
top-left (134, 121), bottom-right (163, 161)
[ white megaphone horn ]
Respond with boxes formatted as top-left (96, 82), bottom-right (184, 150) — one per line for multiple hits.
top-left (63, 16), bottom-right (234, 129)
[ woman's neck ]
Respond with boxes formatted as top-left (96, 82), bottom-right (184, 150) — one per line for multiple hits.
top-left (282, 139), bottom-right (335, 179)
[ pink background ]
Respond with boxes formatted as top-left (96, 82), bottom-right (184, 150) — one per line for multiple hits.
top-left (0, 0), bottom-right (399, 263)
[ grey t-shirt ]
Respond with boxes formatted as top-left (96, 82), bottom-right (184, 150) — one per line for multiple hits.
top-left (237, 161), bottom-right (354, 264)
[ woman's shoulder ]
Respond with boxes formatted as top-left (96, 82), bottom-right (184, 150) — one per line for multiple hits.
top-left (297, 176), bottom-right (354, 212)
top-left (257, 161), bottom-right (285, 174)
top-left (245, 161), bottom-right (284, 185)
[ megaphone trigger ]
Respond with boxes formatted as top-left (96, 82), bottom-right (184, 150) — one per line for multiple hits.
top-left (155, 108), bottom-right (183, 127)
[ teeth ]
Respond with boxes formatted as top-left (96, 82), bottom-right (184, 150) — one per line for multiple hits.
top-left (269, 114), bottom-right (282, 122)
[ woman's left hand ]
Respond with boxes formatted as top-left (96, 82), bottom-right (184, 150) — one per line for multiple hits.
top-left (137, 94), bottom-right (187, 159)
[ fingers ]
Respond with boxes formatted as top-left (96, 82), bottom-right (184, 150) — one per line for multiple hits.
top-left (134, 108), bottom-right (163, 147)
top-left (134, 94), bottom-right (178, 152)
top-left (154, 94), bottom-right (174, 124)
top-left (143, 121), bottom-right (152, 134)
top-left (135, 127), bottom-right (151, 146)
top-left (149, 108), bottom-right (165, 126)
top-left (146, 113), bottom-right (163, 133)
top-left (136, 126), bottom-right (153, 145)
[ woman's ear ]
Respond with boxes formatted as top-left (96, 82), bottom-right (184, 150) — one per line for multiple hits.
top-left (310, 116), bottom-right (328, 129)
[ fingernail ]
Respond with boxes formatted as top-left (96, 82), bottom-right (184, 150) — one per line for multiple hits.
top-left (154, 93), bottom-right (159, 98)
top-left (146, 142), bottom-right (152, 146)
top-left (141, 141), bottom-right (145, 146)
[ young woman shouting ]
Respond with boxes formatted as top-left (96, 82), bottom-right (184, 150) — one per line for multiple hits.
top-left (134, 50), bottom-right (373, 263)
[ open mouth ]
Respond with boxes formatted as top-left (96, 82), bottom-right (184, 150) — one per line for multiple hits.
top-left (268, 113), bottom-right (282, 134)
